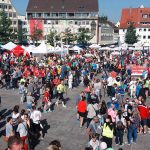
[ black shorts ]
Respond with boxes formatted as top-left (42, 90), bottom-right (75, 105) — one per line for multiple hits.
top-left (78, 112), bottom-right (86, 118)
top-left (141, 119), bottom-right (147, 126)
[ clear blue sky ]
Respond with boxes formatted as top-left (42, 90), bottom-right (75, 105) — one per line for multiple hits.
top-left (12, 0), bottom-right (150, 23)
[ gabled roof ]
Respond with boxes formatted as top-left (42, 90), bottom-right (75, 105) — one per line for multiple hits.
top-left (26, 0), bottom-right (98, 12)
top-left (120, 7), bottom-right (150, 29)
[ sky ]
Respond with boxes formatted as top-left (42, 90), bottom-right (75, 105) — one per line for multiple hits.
top-left (12, 0), bottom-right (150, 23)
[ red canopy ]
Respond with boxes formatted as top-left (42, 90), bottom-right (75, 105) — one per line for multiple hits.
top-left (11, 45), bottom-right (29, 57)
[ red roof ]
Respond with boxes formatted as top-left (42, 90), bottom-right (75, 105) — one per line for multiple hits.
top-left (120, 7), bottom-right (150, 29)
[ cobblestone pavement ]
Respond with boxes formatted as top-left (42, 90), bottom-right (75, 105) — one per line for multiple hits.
top-left (0, 85), bottom-right (150, 150)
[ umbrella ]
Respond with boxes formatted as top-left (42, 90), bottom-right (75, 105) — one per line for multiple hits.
top-left (84, 54), bottom-right (94, 57)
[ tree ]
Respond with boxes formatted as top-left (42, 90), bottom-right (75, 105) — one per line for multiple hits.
top-left (76, 28), bottom-right (92, 45)
top-left (47, 30), bottom-right (60, 46)
top-left (0, 10), bottom-right (13, 44)
top-left (62, 28), bottom-right (75, 44)
top-left (125, 24), bottom-right (138, 44)
top-left (17, 28), bottom-right (28, 45)
top-left (30, 27), bottom-right (43, 45)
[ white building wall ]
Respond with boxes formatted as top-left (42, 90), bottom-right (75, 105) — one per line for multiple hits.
top-left (136, 28), bottom-right (150, 44)
top-left (0, 0), bottom-right (19, 31)
top-left (119, 27), bottom-right (150, 44)
top-left (119, 29), bottom-right (126, 44)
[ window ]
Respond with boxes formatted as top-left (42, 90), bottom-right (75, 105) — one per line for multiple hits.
top-left (148, 29), bottom-right (150, 31)
top-left (75, 21), bottom-right (78, 25)
top-left (123, 29), bottom-right (125, 32)
top-left (0, 5), bottom-right (2, 8)
top-left (139, 29), bottom-right (142, 31)
top-left (13, 13), bottom-right (16, 18)
top-left (9, 6), bottom-right (12, 9)
top-left (143, 36), bottom-right (146, 39)
top-left (148, 36), bottom-right (150, 39)
top-left (86, 21), bottom-right (89, 25)
top-left (13, 21), bottom-right (16, 25)
top-left (142, 14), bottom-right (148, 18)
top-left (144, 28), bottom-right (146, 31)
top-left (55, 20), bottom-right (58, 24)
top-left (9, 13), bottom-right (12, 17)
top-left (37, 13), bottom-right (42, 17)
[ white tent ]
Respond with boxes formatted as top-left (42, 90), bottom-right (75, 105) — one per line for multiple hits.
top-left (2, 42), bottom-right (17, 50)
top-left (133, 43), bottom-right (141, 47)
top-left (99, 47), bottom-right (111, 50)
top-left (72, 46), bottom-right (82, 51)
top-left (31, 41), bottom-right (48, 54)
top-left (89, 44), bottom-right (101, 49)
top-left (25, 45), bottom-right (36, 53)
top-left (112, 47), bottom-right (122, 51)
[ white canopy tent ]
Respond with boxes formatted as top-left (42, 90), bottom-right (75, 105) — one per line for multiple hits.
top-left (1, 42), bottom-right (17, 50)
top-left (99, 47), bottom-right (111, 50)
top-left (89, 44), bottom-right (101, 49)
top-left (30, 41), bottom-right (48, 54)
top-left (111, 47), bottom-right (122, 51)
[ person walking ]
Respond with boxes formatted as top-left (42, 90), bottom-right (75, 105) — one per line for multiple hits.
top-left (102, 115), bottom-right (114, 148)
top-left (127, 107), bottom-right (141, 145)
top-left (77, 98), bottom-right (87, 128)
top-left (56, 80), bottom-right (66, 108)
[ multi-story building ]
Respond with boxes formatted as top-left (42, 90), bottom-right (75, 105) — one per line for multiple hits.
top-left (26, 0), bottom-right (99, 43)
top-left (98, 20), bottom-right (119, 45)
top-left (0, 0), bottom-right (19, 32)
top-left (119, 5), bottom-right (150, 44)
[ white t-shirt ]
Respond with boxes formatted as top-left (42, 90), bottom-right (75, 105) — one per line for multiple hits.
top-left (30, 110), bottom-right (42, 124)
top-left (87, 104), bottom-right (98, 119)
top-left (107, 77), bottom-right (113, 86)
top-left (89, 139), bottom-right (99, 150)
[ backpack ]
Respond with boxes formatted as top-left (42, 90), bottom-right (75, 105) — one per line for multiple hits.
top-left (116, 119), bottom-right (124, 130)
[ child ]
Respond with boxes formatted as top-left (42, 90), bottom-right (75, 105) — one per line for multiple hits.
top-left (88, 133), bottom-right (99, 150)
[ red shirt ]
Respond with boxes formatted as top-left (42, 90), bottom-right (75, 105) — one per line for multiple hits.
top-left (34, 68), bottom-right (39, 77)
top-left (138, 104), bottom-right (149, 119)
top-left (39, 69), bottom-right (45, 77)
top-left (78, 101), bottom-right (87, 113)
top-left (53, 78), bottom-right (61, 87)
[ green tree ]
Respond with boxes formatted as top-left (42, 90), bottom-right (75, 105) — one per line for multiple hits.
top-left (62, 28), bottom-right (75, 44)
top-left (125, 24), bottom-right (138, 44)
top-left (30, 27), bottom-right (43, 45)
top-left (76, 28), bottom-right (92, 45)
top-left (47, 30), bottom-right (60, 46)
top-left (17, 28), bottom-right (27, 45)
top-left (0, 10), bottom-right (13, 44)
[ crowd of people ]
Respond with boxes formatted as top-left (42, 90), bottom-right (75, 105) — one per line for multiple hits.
top-left (0, 47), bottom-right (150, 150)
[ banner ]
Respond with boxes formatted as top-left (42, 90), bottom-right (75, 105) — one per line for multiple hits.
top-left (131, 65), bottom-right (147, 76)
top-left (29, 19), bottom-right (44, 39)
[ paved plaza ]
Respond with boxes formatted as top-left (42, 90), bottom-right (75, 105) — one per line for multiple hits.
top-left (0, 85), bottom-right (150, 150)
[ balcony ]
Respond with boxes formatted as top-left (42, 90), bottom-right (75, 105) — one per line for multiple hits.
top-left (27, 12), bottom-right (98, 20)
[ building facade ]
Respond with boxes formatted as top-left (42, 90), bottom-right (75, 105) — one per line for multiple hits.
top-left (0, 0), bottom-right (19, 32)
top-left (119, 5), bottom-right (150, 44)
top-left (98, 20), bottom-right (119, 45)
top-left (26, 0), bottom-right (99, 44)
